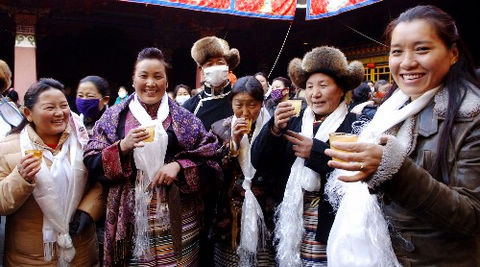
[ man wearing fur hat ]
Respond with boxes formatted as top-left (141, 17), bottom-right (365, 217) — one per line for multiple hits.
top-left (251, 46), bottom-right (364, 266)
top-left (183, 36), bottom-right (240, 131)
top-left (183, 36), bottom-right (241, 265)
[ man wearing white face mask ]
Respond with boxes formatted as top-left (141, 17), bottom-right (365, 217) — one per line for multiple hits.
top-left (183, 36), bottom-right (240, 131)
top-left (182, 36), bottom-right (240, 266)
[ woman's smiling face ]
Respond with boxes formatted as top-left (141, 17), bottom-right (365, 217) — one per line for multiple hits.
top-left (133, 58), bottom-right (168, 104)
top-left (305, 72), bottom-right (344, 116)
top-left (389, 19), bottom-right (458, 99)
top-left (26, 88), bottom-right (70, 140)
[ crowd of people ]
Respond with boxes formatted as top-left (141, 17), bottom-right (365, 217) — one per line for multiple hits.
top-left (1, 4), bottom-right (480, 267)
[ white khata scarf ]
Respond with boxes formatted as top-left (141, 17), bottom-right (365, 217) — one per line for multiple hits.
top-left (128, 93), bottom-right (169, 258)
top-left (19, 115), bottom-right (87, 266)
top-left (275, 101), bottom-right (348, 267)
top-left (232, 107), bottom-right (271, 266)
top-left (326, 87), bottom-right (440, 267)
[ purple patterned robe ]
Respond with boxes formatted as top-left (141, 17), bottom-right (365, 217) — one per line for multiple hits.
top-left (84, 95), bottom-right (221, 266)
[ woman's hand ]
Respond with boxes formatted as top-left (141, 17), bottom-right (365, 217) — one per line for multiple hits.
top-left (17, 153), bottom-right (41, 183)
top-left (324, 140), bottom-right (384, 182)
top-left (232, 118), bottom-right (247, 147)
top-left (284, 130), bottom-right (313, 160)
top-left (150, 162), bottom-right (181, 188)
top-left (119, 127), bottom-right (149, 155)
top-left (273, 102), bottom-right (296, 134)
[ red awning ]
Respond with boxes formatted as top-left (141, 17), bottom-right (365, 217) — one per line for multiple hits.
top-left (306, 0), bottom-right (383, 20)
top-left (119, 0), bottom-right (296, 20)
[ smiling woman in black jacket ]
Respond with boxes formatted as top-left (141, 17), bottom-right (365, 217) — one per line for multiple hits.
top-left (251, 46), bottom-right (363, 266)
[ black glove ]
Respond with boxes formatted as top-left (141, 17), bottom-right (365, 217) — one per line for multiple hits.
top-left (69, 210), bottom-right (93, 236)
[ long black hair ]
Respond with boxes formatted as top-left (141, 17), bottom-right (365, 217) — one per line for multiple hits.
top-left (10, 78), bottom-right (66, 134)
top-left (385, 5), bottom-right (480, 183)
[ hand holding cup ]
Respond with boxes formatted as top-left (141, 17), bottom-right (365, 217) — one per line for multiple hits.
top-left (120, 126), bottom-right (151, 155)
top-left (273, 102), bottom-right (296, 134)
top-left (325, 135), bottom-right (386, 183)
top-left (232, 117), bottom-right (248, 147)
top-left (328, 132), bottom-right (358, 162)
top-left (18, 151), bottom-right (42, 183)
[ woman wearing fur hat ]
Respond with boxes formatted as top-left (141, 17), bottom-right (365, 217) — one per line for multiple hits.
top-left (324, 5), bottom-right (480, 266)
top-left (251, 46), bottom-right (364, 266)
top-left (183, 36), bottom-right (240, 131)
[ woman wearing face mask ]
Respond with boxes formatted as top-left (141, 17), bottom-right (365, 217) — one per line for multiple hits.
top-left (173, 84), bottom-right (191, 106)
top-left (0, 78), bottom-right (102, 266)
top-left (114, 86), bottom-right (129, 105)
top-left (251, 47), bottom-right (364, 266)
top-left (210, 76), bottom-right (274, 266)
top-left (84, 47), bottom-right (220, 266)
top-left (183, 36), bottom-right (240, 131)
top-left (76, 76), bottom-right (110, 135)
top-left (324, 5), bottom-right (480, 266)
top-left (264, 77), bottom-right (299, 117)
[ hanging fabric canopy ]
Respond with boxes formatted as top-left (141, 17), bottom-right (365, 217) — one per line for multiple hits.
top-left (306, 0), bottom-right (382, 20)
top-left (120, 0), bottom-right (296, 20)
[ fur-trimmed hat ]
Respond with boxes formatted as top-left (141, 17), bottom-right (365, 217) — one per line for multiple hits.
top-left (288, 46), bottom-right (364, 91)
top-left (191, 36), bottom-right (240, 70)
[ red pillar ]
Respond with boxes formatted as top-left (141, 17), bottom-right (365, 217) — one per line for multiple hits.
top-left (14, 14), bottom-right (37, 104)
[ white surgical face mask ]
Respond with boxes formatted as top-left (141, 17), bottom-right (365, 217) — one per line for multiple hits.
top-left (118, 91), bottom-right (127, 98)
top-left (175, 95), bottom-right (190, 105)
top-left (203, 65), bottom-right (229, 88)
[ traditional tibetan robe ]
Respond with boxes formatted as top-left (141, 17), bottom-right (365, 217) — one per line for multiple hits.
top-left (84, 94), bottom-right (221, 266)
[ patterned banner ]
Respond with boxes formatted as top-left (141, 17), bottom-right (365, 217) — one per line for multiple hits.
top-left (120, 0), bottom-right (296, 20)
top-left (306, 0), bottom-right (382, 20)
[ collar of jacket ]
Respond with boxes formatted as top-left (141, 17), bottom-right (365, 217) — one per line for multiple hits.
top-left (203, 82), bottom-right (231, 96)
top-left (417, 83), bottom-right (480, 138)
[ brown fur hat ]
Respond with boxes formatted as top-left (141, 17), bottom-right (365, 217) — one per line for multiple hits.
top-left (191, 36), bottom-right (240, 70)
top-left (0, 59), bottom-right (12, 93)
top-left (288, 46), bottom-right (364, 91)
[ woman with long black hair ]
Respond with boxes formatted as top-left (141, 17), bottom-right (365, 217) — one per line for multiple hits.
top-left (326, 5), bottom-right (480, 266)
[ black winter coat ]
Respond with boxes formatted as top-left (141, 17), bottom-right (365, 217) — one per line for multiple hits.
top-left (251, 108), bottom-right (357, 243)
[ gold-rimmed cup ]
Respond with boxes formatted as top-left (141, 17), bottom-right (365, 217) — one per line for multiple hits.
top-left (244, 118), bottom-right (253, 134)
top-left (25, 149), bottom-right (43, 162)
top-left (144, 126), bottom-right (155, 143)
top-left (328, 132), bottom-right (358, 162)
top-left (287, 99), bottom-right (302, 117)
